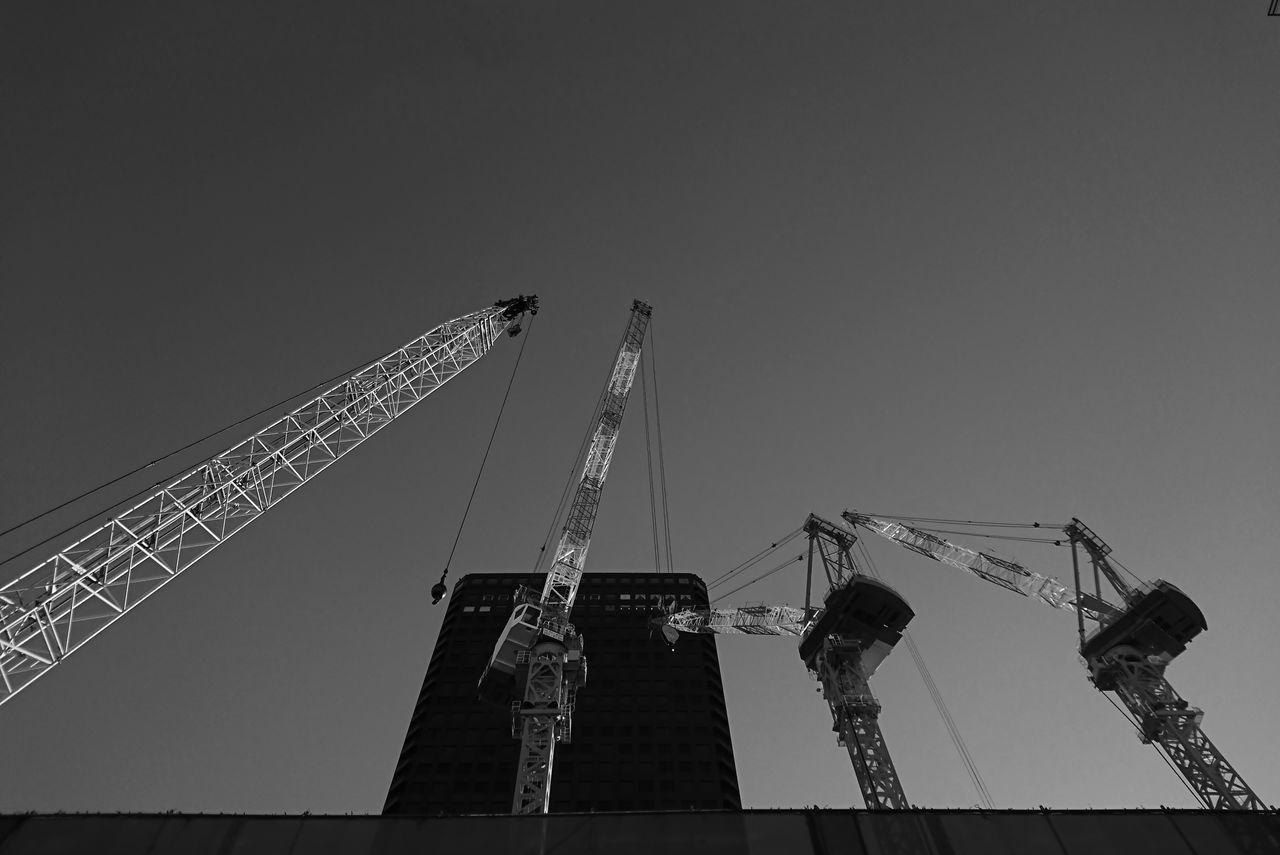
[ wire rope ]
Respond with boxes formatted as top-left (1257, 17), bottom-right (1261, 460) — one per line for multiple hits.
top-left (859, 513), bottom-right (1065, 530)
top-left (0, 335), bottom-right (435, 548)
top-left (856, 539), bottom-right (996, 809)
top-left (1100, 691), bottom-right (1206, 808)
top-left (437, 315), bottom-right (535, 592)
top-left (1108, 555), bottom-right (1148, 588)
top-left (649, 323), bottom-right (675, 573)
top-left (706, 528), bottom-right (804, 590)
top-left (0, 334), bottom-right (443, 569)
top-left (710, 553), bottom-right (805, 604)
top-left (640, 351), bottom-right (662, 573)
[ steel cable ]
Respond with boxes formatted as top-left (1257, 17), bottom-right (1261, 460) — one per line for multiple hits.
top-left (856, 539), bottom-right (996, 808)
top-left (439, 315), bottom-right (535, 588)
top-left (0, 333), bottom-right (445, 569)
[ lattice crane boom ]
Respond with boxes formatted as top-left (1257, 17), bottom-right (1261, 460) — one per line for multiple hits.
top-left (0, 296), bottom-right (537, 706)
top-left (478, 300), bottom-right (651, 816)
top-left (845, 513), bottom-right (1077, 612)
top-left (844, 510), bottom-right (1266, 812)
top-left (660, 604), bottom-right (813, 639)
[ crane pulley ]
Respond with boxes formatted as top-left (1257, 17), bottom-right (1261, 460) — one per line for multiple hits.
top-left (0, 296), bottom-right (537, 706)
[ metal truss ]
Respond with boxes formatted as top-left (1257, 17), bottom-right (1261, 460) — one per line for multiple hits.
top-left (1097, 647), bottom-right (1264, 811)
top-left (0, 298), bottom-right (534, 705)
top-left (814, 636), bottom-right (910, 811)
top-left (507, 300), bottom-right (649, 814)
top-left (663, 604), bottom-right (812, 637)
top-left (537, 302), bottom-right (650, 625)
top-left (846, 513), bottom-right (1075, 611)
top-left (510, 640), bottom-right (584, 814)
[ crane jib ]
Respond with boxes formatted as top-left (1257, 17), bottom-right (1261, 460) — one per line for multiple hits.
top-left (0, 298), bottom-right (534, 707)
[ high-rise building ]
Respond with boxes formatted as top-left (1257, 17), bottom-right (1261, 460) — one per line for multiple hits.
top-left (384, 572), bottom-right (741, 815)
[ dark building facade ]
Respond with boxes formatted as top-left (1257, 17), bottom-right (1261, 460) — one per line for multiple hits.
top-left (384, 572), bottom-right (741, 815)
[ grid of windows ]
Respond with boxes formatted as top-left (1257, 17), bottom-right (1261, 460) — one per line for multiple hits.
top-left (384, 572), bottom-right (741, 815)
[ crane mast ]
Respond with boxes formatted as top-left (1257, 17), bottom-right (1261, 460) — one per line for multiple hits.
top-left (479, 300), bottom-right (651, 815)
top-left (1065, 520), bottom-right (1264, 813)
top-left (0, 296), bottom-right (537, 706)
top-left (658, 514), bottom-right (914, 812)
top-left (800, 515), bottom-right (913, 811)
top-left (845, 510), bottom-right (1266, 812)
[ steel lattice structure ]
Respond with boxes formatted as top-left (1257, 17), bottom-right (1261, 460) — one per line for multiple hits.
top-left (846, 510), bottom-right (1267, 813)
top-left (658, 514), bottom-right (914, 813)
top-left (1097, 648), bottom-right (1262, 810)
top-left (662, 604), bottom-right (811, 637)
top-left (0, 297), bottom-right (536, 705)
top-left (507, 300), bottom-right (651, 815)
top-left (850, 514), bottom-right (1075, 611)
top-left (812, 635), bottom-right (910, 810)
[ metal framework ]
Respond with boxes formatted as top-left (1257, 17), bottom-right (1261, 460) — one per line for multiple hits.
top-left (846, 510), bottom-right (1266, 812)
top-left (508, 300), bottom-right (651, 814)
top-left (658, 514), bottom-right (912, 812)
top-left (0, 297), bottom-right (536, 705)
top-left (848, 513), bottom-right (1075, 611)
top-left (662, 604), bottom-right (811, 637)
top-left (1096, 647), bottom-right (1262, 810)
top-left (1066, 521), bottom-right (1266, 813)
top-left (804, 515), bottom-right (910, 811)
top-left (812, 635), bottom-right (910, 810)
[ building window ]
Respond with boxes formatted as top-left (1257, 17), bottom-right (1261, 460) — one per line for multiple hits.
top-left (479, 606), bottom-right (492, 613)
top-left (463, 606), bottom-right (476, 613)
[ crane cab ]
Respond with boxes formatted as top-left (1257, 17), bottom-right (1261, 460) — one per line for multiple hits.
top-left (1081, 580), bottom-right (1206, 687)
top-left (798, 576), bottom-right (914, 677)
top-left (478, 602), bottom-right (542, 706)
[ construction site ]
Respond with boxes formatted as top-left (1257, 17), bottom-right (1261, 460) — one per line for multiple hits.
top-left (3, 3), bottom-right (1279, 854)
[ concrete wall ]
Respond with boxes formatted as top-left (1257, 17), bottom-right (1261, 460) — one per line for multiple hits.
top-left (0, 809), bottom-right (1277, 854)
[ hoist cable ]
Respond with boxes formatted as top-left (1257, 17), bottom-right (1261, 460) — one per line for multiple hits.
top-left (710, 553), bottom-right (805, 604)
top-left (531, 315), bottom-right (634, 572)
top-left (0, 336), bottom-right (425, 569)
top-left (649, 323), bottom-right (675, 573)
top-left (438, 316), bottom-right (534, 587)
top-left (640, 352), bottom-right (662, 573)
top-left (856, 538), bottom-right (996, 808)
top-left (901, 628), bottom-right (996, 808)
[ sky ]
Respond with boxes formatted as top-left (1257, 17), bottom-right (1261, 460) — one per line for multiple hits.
top-left (2, 0), bottom-right (1279, 814)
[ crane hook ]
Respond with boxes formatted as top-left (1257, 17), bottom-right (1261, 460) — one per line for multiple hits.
top-left (431, 572), bottom-right (449, 605)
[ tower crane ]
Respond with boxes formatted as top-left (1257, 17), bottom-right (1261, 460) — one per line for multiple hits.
top-left (658, 514), bottom-right (915, 811)
top-left (477, 300), bottom-right (651, 815)
top-left (0, 296), bottom-right (538, 706)
top-left (844, 510), bottom-right (1266, 812)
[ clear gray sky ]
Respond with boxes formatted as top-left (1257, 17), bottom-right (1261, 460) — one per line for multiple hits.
top-left (2, 1), bottom-right (1278, 813)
